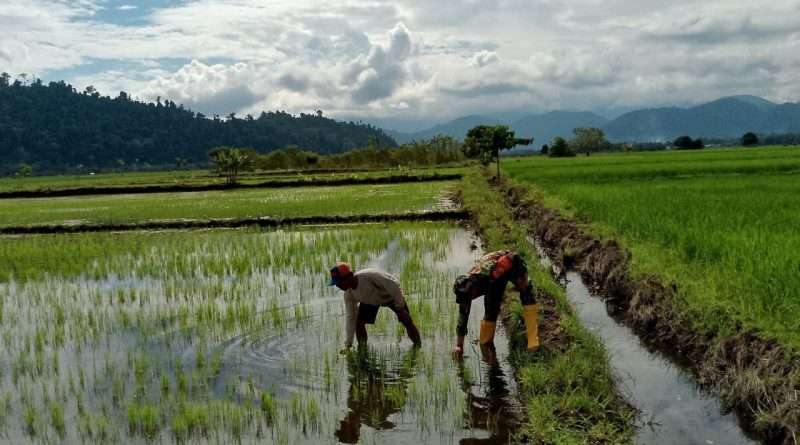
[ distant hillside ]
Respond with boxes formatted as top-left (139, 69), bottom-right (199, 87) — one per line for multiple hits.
top-left (604, 96), bottom-right (800, 142)
top-left (0, 78), bottom-right (395, 174)
top-left (388, 95), bottom-right (800, 146)
top-left (389, 111), bottom-right (607, 147)
top-left (388, 115), bottom-right (501, 144)
top-left (512, 111), bottom-right (609, 147)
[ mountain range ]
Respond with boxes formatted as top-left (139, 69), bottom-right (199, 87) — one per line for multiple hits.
top-left (386, 95), bottom-right (800, 146)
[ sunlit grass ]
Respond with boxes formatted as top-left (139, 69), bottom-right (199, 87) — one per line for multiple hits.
top-left (0, 166), bottom-right (469, 194)
top-left (504, 145), bottom-right (800, 345)
top-left (0, 180), bottom-right (458, 228)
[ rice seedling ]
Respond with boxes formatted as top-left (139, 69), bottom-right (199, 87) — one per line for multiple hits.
top-left (0, 392), bottom-right (10, 428)
top-left (0, 180), bottom-right (457, 229)
top-left (0, 166), bottom-right (467, 195)
top-left (0, 221), bottom-right (540, 443)
top-left (49, 401), bottom-right (66, 438)
top-left (260, 389), bottom-right (277, 425)
top-left (77, 412), bottom-right (113, 441)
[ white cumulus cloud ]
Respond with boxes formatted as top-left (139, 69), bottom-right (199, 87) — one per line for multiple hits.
top-left (143, 61), bottom-right (260, 116)
top-left (1, 0), bottom-right (799, 126)
top-left (468, 51), bottom-right (499, 68)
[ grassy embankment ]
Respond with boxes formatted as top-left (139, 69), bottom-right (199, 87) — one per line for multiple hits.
top-left (458, 168), bottom-right (637, 443)
top-left (0, 166), bottom-right (468, 194)
top-left (503, 146), bottom-right (800, 346)
top-left (0, 180), bottom-right (457, 229)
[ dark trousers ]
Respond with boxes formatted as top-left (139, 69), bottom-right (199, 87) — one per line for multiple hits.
top-left (482, 281), bottom-right (536, 323)
top-left (356, 303), bottom-right (420, 344)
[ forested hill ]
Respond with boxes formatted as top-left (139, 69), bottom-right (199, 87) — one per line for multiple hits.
top-left (0, 78), bottom-right (396, 174)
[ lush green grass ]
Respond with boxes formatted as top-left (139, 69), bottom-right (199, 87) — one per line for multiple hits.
top-left (503, 146), bottom-right (800, 345)
top-left (0, 180), bottom-right (457, 228)
top-left (459, 169), bottom-right (636, 444)
top-left (504, 145), bottom-right (800, 184)
top-left (0, 166), bottom-right (468, 193)
top-left (0, 170), bottom-right (213, 191)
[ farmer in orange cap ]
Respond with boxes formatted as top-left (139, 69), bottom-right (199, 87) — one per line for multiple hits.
top-left (452, 250), bottom-right (538, 357)
top-left (329, 262), bottom-right (422, 353)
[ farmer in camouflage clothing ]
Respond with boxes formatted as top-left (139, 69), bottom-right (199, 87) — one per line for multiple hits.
top-left (452, 250), bottom-right (538, 357)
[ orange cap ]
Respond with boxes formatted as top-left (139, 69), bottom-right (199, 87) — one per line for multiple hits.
top-left (329, 262), bottom-right (352, 285)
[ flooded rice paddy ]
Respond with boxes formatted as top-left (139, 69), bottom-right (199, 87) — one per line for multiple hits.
top-left (0, 223), bottom-right (521, 444)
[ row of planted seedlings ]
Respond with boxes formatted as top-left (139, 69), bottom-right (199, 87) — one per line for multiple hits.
top-left (0, 180), bottom-right (458, 229)
top-left (0, 221), bottom-right (515, 443)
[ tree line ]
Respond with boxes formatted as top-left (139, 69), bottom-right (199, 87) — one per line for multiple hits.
top-left (536, 129), bottom-right (777, 158)
top-left (0, 75), bottom-right (395, 175)
top-left (209, 135), bottom-right (465, 184)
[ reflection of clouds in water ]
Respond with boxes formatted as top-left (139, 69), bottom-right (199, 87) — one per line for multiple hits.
top-left (1, 224), bottom-right (528, 443)
top-left (206, 226), bottom-right (523, 443)
top-left (563, 270), bottom-right (755, 445)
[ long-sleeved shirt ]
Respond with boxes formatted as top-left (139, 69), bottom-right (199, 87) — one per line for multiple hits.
top-left (343, 269), bottom-right (406, 347)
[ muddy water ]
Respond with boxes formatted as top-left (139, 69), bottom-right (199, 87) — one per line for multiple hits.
top-left (535, 244), bottom-right (757, 444)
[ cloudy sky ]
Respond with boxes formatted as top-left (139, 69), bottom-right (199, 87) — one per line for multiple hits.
top-left (2, 0), bottom-right (799, 131)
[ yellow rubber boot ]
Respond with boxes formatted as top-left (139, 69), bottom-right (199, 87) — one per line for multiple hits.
top-left (522, 305), bottom-right (539, 351)
top-left (479, 320), bottom-right (496, 345)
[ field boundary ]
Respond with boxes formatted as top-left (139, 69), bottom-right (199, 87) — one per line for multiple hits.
top-left (492, 174), bottom-right (799, 444)
top-left (0, 209), bottom-right (470, 235)
top-left (0, 173), bottom-right (462, 199)
top-left (456, 169), bottom-right (637, 443)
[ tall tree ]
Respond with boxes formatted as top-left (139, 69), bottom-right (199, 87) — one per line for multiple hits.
top-left (16, 163), bottom-right (32, 177)
top-left (570, 127), bottom-right (609, 156)
top-left (674, 135), bottom-right (693, 149)
top-left (463, 125), bottom-right (533, 176)
top-left (210, 147), bottom-right (254, 185)
top-left (741, 132), bottom-right (758, 147)
top-left (674, 135), bottom-right (704, 150)
top-left (548, 137), bottom-right (575, 158)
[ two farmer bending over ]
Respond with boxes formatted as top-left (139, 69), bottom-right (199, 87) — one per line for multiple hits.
top-left (452, 250), bottom-right (539, 357)
top-left (328, 251), bottom-right (539, 356)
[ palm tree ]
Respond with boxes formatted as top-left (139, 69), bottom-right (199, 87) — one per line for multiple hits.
top-left (210, 147), bottom-right (254, 185)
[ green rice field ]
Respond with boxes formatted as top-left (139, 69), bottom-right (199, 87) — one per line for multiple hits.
top-left (0, 167), bottom-right (637, 444)
top-left (0, 223), bottom-right (524, 443)
top-left (0, 181), bottom-right (457, 228)
top-left (0, 167), bottom-right (466, 194)
top-left (503, 146), bottom-right (800, 345)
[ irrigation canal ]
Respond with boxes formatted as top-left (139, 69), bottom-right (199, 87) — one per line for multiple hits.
top-left (534, 242), bottom-right (758, 445)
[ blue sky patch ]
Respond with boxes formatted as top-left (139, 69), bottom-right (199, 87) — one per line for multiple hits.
top-left (85, 0), bottom-right (182, 27)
